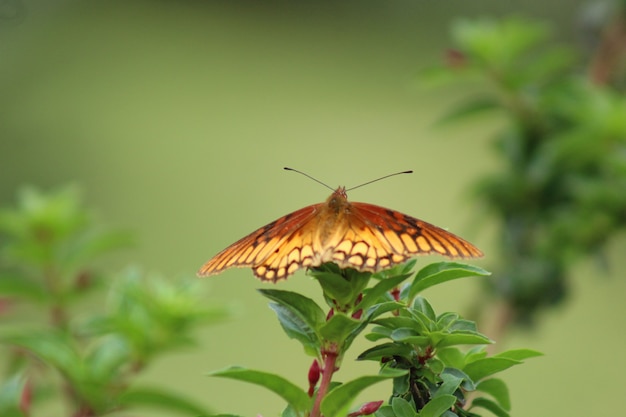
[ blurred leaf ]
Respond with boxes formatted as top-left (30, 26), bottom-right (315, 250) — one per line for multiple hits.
top-left (470, 397), bottom-right (510, 417)
top-left (119, 386), bottom-right (212, 416)
top-left (435, 96), bottom-right (500, 126)
top-left (0, 373), bottom-right (26, 417)
top-left (321, 369), bottom-right (408, 417)
top-left (494, 348), bottom-right (542, 361)
top-left (1, 331), bottom-right (83, 381)
top-left (0, 274), bottom-right (47, 303)
top-left (209, 367), bottom-right (310, 413)
top-left (476, 378), bottom-right (511, 411)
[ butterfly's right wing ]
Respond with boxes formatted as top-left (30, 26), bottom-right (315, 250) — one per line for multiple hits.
top-left (197, 204), bottom-right (320, 282)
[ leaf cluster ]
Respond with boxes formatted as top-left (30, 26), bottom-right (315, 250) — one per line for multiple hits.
top-left (422, 17), bottom-right (626, 320)
top-left (211, 260), bottom-right (539, 417)
top-left (0, 186), bottom-right (227, 416)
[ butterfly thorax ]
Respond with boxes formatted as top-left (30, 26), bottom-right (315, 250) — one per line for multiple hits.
top-left (315, 187), bottom-right (352, 247)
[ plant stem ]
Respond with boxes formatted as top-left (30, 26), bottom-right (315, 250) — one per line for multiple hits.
top-left (311, 348), bottom-right (338, 417)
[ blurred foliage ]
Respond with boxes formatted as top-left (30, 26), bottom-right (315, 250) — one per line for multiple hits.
top-left (0, 186), bottom-right (228, 416)
top-left (423, 16), bottom-right (626, 323)
top-left (211, 261), bottom-right (538, 417)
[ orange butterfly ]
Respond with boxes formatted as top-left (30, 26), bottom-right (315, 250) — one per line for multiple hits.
top-left (198, 173), bottom-right (483, 282)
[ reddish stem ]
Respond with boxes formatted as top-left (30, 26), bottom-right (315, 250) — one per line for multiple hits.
top-left (311, 349), bottom-right (338, 417)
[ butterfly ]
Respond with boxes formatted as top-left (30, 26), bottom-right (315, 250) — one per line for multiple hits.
top-left (198, 178), bottom-right (483, 282)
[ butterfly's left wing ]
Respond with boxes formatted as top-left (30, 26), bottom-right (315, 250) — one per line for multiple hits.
top-left (329, 201), bottom-right (483, 272)
top-left (198, 204), bottom-right (321, 282)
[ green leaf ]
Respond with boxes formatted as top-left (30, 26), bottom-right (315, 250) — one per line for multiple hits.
top-left (258, 289), bottom-right (326, 329)
top-left (411, 297), bottom-right (436, 321)
top-left (494, 348), bottom-right (542, 361)
top-left (209, 367), bottom-right (311, 412)
top-left (470, 397), bottom-right (510, 417)
top-left (364, 301), bottom-right (405, 321)
top-left (357, 343), bottom-right (414, 361)
top-left (419, 394), bottom-right (456, 417)
top-left (119, 386), bottom-right (213, 415)
top-left (435, 96), bottom-right (500, 126)
top-left (1, 331), bottom-right (83, 381)
top-left (391, 397), bottom-right (418, 417)
top-left (260, 289), bottom-right (325, 355)
top-left (321, 369), bottom-right (408, 417)
top-left (434, 373), bottom-right (463, 398)
top-left (407, 263), bottom-right (490, 300)
top-left (319, 314), bottom-right (361, 348)
top-left (463, 357), bottom-right (520, 382)
top-left (357, 273), bottom-right (412, 312)
top-left (436, 348), bottom-right (465, 369)
top-left (268, 303), bottom-right (321, 355)
top-left (0, 373), bottom-right (26, 417)
top-left (476, 378), bottom-right (510, 411)
top-left (433, 331), bottom-right (492, 348)
top-left (0, 274), bottom-right (47, 303)
top-left (390, 328), bottom-right (430, 347)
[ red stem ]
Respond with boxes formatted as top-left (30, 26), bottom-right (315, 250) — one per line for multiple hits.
top-left (311, 349), bottom-right (338, 417)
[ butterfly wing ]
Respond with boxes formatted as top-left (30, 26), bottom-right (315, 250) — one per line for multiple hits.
top-left (321, 201), bottom-right (483, 272)
top-left (197, 203), bottom-right (322, 282)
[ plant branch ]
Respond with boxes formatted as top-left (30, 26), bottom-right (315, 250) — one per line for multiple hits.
top-left (311, 347), bottom-right (339, 417)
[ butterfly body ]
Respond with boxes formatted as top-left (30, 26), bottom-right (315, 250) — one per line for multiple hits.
top-left (198, 187), bottom-right (482, 282)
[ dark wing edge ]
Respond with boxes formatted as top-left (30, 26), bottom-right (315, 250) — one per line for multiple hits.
top-left (197, 204), bottom-right (319, 278)
top-left (351, 202), bottom-right (483, 259)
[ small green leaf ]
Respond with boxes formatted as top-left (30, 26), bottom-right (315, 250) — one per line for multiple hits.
top-left (391, 397), bottom-right (419, 417)
top-left (463, 357), bottom-right (520, 382)
top-left (435, 96), bottom-right (500, 126)
top-left (470, 397), bottom-right (510, 417)
top-left (258, 289), bottom-right (326, 329)
top-left (209, 367), bottom-right (311, 412)
top-left (434, 373), bottom-right (463, 397)
top-left (411, 297), bottom-right (436, 321)
top-left (321, 369), bottom-right (408, 417)
top-left (375, 405), bottom-right (395, 417)
top-left (358, 342), bottom-right (414, 361)
top-left (436, 348), bottom-right (465, 369)
top-left (408, 263), bottom-right (490, 300)
top-left (364, 301), bottom-right (404, 321)
top-left (433, 332), bottom-right (492, 348)
top-left (319, 314), bottom-right (361, 347)
top-left (260, 289), bottom-right (325, 354)
top-left (0, 275), bottom-right (47, 303)
top-left (357, 273), bottom-right (412, 311)
top-left (419, 394), bottom-right (456, 417)
top-left (0, 373), bottom-right (26, 417)
top-left (477, 378), bottom-right (511, 411)
top-left (119, 386), bottom-right (213, 415)
top-left (494, 348), bottom-right (542, 361)
top-left (268, 303), bottom-right (320, 356)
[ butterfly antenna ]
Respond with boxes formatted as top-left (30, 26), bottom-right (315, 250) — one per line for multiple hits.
top-left (346, 170), bottom-right (413, 191)
top-left (284, 167), bottom-right (335, 191)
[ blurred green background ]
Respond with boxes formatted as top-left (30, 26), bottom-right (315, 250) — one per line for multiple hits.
top-left (1, 1), bottom-right (625, 416)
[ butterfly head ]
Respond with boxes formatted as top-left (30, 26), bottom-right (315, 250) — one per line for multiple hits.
top-left (327, 187), bottom-right (350, 213)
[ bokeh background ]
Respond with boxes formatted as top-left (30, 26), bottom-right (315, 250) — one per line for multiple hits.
top-left (1, 1), bottom-right (625, 416)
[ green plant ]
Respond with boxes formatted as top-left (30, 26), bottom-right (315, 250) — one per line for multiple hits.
top-left (210, 260), bottom-right (539, 417)
top-left (0, 186), bottom-right (227, 416)
top-left (421, 16), bottom-right (626, 327)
